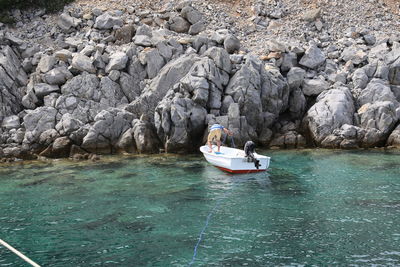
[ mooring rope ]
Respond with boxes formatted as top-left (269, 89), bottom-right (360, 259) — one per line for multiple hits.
top-left (0, 239), bottom-right (41, 267)
top-left (188, 186), bottom-right (235, 266)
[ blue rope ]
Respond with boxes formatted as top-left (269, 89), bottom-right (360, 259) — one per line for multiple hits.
top-left (188, 186), bottom-right (236, 266)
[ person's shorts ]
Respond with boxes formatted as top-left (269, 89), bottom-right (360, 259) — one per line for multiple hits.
top-left (207, 129), bottom-right (222, 142)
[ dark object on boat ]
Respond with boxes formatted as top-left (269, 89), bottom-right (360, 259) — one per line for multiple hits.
top-left (244, 141), bottom-right (261, 169)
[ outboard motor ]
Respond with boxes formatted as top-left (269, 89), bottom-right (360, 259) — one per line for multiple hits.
top-left (244, 141), bottom-right (261, 169)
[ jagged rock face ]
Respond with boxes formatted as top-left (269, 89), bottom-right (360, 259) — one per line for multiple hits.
top-left (0, 46), bottom-right (28, 124)
top-left (304, 86), bottom-right (355, 144)
top-left (94, 12), bottom-right (123, 29)
top-left (387, 125), bottom-right (400, 147)
top-left (132, 119), bottom-right (160, 153)
top-left (23, 106), bottom-right (58, 144)
top-left (358, 101), bottom-right (400, 147)
top-left (358, 79), bottom-right (397, 106)
top-left (126, 54), bottom-right (200, 120)
top-left (2, 2), bottom-right (400, 160)
top-left (82, 108), bottom-right (135, 154)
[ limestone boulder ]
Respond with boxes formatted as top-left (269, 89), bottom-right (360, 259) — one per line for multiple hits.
top-left (181, 6), bottom-right (203, 24)
top-left (358, 101), bottom-right (400, 147)
top-left (299, 45), bottom-right (326, 69)
top-left (39, 136), bottom-right (72, 158)
top-left (287, 67), bottom-right (306, 89)
top-left (23, 107), bottom-right (58, 144)
top-left (82, 108), bottom-right (135, 153)
top-left (0, 46), bottom-right (28, 122)
top-left (33, 83), bottom-right (60, 99)
top-left (105, 52), bottom-right (128, 73)
top-left (224, 35), bottom-right (240, 54)
top-left (42, 67), bottom-right (73, 85)
top-left (387, 125), bottom-right (400, 147)
top-left (167, 16), bottom-right (190, 33)
top-left (58, 13), bottom-right (82, 32)
top-left (1, 115), bottom-right (20, 129)
top-left (132, 119), bottom-right (160, 153)
top-left (94, 13), bottom-right (123, 29)
top-left (358, 79), bottom-right (397, 106)
top-left (155, 95), bottom-right (207, 152)
top-left (138, 48), bottom-right (166, 79)
top-left (37, 55), bottom-right (57, 73)
top-left (302, 77), bottom-right (329, 96)
top-left (126, 54), bottom-right (199, 120)
top-left (71, 53), bottom-right (96, 74)
top-left (304, 86), bottom-right (355, 144)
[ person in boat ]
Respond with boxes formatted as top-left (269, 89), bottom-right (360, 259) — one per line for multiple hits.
top-left (207, 124), bottom-right (233, 153)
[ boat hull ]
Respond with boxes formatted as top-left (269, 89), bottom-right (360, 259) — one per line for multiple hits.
top-left (200, 145), bottom-right (270, 173)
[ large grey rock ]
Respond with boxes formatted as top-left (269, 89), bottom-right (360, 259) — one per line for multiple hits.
top-left (167, 16), bottom-right (190, 33)
top-left (387, 125), bottom-right (400, 147)
top-left (105, 52), bottom-right (128, 73)
top-left (155, 95), bottom-right (207, 152)
top-left (37, 55), bottom-right (57, 73)
top-left (71, 53), bottom-right (96, 73)
top-left (302, 77), bottom-right (329, 96)
top-left (58, 13), bottom-right (81, 32)
top-left (358, 101), bottom-right (400, 146)
top-left (341, 46), bottom-right (367, 65)
top-left (287, 67), bottom-right (306, 89)
top-left (33, 83), bottom-right (60, 98)
top-left (61, 73), bottom-right (100, 100)
top-left (387, 49), bottom-right (400, 85)
top-left (82, 108), bottom-right (135, 153)
top-left (203, 47), bottom-right (232, 74)
top-left (55, 113), bottom-right (84, 136)
top-left (289, 87), bottom-right (306, 119)
top-left (138, 48), bottom-right (165, 79)
top-left (43, 67), bottom-right (73, 85)
top-left (299, 45), bottom-right (326, 69)
top-left (132, 119), bottom-right (160, 153)
top-left (119, 72), bottom-right (141, 102)
top-left (225, 60), bottom-right (262, 129)
top-left (224, 34), bottom-right (240, 54)
top-left (114, 25), bottom-right (135, 44)
top-left (304, 86), bottom-right (355, 144)
top-left (133, 35), bottom-right (152, 46)
top-left (126, 54), bottom-right (199, 119)
top-left (0, 46), bottom-right (27, 122)
top-left (188, 20), bottom-right (207, 35)
top-left (94, 13), bottom-right (123, 29)
top-left (1, 115), bottom-right (20, 129)
top-left (55, 95), bottom-right (105, 125)
top-left (23, 107), bottom-right (58, 144)
top-left (181, 6), bottom-right (203, 24)
top-left (358, 79), bottom-right (396, 106)
top-left (40, 136), bottom-right (72, 158)
top-left (281, 52), bottom-right (298, 72)
top-left (136, 24), bottom-right (152, 37)
top-left (352, 68), bottom-right (369, 89)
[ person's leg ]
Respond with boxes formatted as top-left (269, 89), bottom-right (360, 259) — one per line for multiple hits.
top-left (207, 131), bottom-right (214, 152)
top-left (216, 129), bottom-right (222, 152)
top-left (217, 140), bottom-right (221, 152)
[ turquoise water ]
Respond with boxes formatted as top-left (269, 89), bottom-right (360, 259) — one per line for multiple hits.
top-left (1, 150), bottom-right (400, 266)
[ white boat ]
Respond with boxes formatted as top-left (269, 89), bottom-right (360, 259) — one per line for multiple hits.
top-left (200, 145), bottom-right (270, 174)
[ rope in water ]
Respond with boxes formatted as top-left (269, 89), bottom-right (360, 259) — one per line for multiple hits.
top-left (188, 186), bottom-right (235, 266)
top-left (0, 239), bottom-right (41, 267)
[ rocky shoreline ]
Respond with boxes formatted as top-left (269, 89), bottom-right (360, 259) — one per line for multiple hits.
top-left (0, 0), bottom-right (400, 162)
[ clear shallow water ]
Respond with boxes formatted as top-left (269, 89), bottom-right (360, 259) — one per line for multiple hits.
top-left (0, 150), bottom-right (400, 266)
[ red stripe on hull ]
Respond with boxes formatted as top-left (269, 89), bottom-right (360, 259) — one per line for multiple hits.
top-left (216, 166), bottom-right (266, 174)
